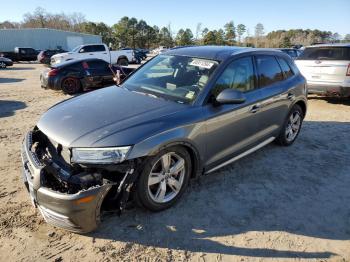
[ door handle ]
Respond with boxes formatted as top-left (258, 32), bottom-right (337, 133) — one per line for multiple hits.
top-left (287, 93), bottom-right (295, 100)
top-left (250, 104), bottom-right (260, 113)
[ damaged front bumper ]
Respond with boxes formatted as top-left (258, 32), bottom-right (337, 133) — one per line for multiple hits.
top-left (21, 131), bottom-right (114, 233)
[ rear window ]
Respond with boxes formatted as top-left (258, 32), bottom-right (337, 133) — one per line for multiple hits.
top-left (256, 55), bottom-right (284, 87)
top-left (297, 47), bottom-right (350, 60)
top-left (277, 57), bottom-right (294, 79)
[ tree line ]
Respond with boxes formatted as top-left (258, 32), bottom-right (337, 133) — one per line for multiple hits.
top-left (1, 7), bottom-right (349, 49)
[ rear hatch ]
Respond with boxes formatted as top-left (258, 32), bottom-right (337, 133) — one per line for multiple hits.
top-left (295, 46), bottom-right (350, 84)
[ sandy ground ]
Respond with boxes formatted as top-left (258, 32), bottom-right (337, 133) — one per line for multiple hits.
top-left (0, 63), bottom-right (349, 262)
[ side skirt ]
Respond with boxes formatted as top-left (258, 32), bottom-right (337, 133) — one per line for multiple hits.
top-left (205, 137), bottom-right (276, 174)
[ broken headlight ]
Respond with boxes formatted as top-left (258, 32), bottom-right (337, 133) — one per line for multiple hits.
top-left (71, 146), bottom-right (131, 164)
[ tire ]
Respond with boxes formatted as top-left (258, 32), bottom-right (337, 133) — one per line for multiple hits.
top-left (0, 62), bottom-right (6, 69)
top-left (276, 104), bottom-right (303, 146)
top-left (117, 58), bottom-right (128, 66)
top-left (61, 77), bottom-right (81, 95)
top-left (135, 146), bottom-right (191, 211)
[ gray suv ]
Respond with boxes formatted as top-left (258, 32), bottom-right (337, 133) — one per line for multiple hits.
top-left (21, 46), bottom-right (307, 232)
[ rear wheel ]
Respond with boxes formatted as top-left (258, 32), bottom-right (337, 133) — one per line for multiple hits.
top-left (135, 146), bottom-right (191, 211)
top-left (276, 104), bottom-right (303, 146)
top-left (0, 62), bottom-right (6, 69)
top-left (117, 58), bottom-right (128, 66)
top-left (61, 77), bottom-right (81, 94)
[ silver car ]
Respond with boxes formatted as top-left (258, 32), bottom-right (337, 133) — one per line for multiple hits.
top-left (295, 43), bottom-right (350, 97)
top-left (21, 46), bottom-right (307, 232)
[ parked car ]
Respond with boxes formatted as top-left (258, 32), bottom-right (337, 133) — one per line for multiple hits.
top-left (121, 48), bottom-right (148, 64)
top-left (22, 46), bottom-right (307, 232)
top-left (0, 56), bottom-right (13, 68)
top-left (50, 44), bottom-right (133, 66)
top-left (0, 47), bottom-right (38, 62)
top-left (295, 43), bottom-right (350, 97)
top-left (278, 48), bottom-right (302, 59)
top-left (40, 58), bottom-right (134, 94)
top-left (37, 49), bottom-right (66, 65)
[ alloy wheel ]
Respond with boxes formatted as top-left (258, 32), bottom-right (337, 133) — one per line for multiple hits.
top-left (62, 78), bottom-right (78, 94)
top-left (285, 111), bottom-right (301, 142)
top-left (147, 152), bottom-right (186, 203)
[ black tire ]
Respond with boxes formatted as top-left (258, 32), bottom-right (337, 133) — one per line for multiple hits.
top-left (134, 146), bottom-right (191, 211)
top-left (61, 77), bottom-right (81, 95)
top-left (0, 62), bottom-right (6, 69)
top-left (276, 104), bottom-right (303, 146)
top-left (117, 58), bottom-right (129, 66)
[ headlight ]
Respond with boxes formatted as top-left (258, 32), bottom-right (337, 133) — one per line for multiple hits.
top-left (71, 146), bottom-right (131, 164)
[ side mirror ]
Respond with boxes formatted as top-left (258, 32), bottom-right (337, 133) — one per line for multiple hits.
top-left (216, 89), bottom-right (246, 104)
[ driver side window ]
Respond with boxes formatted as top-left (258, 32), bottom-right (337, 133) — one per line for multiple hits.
top-left (212, 56), bottom-right (255, 97)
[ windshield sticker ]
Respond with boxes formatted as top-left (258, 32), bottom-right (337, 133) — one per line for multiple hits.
top-left (185, 91), bottom-right (195, 99)
top-left (190, 59), bottom-right (215, 69)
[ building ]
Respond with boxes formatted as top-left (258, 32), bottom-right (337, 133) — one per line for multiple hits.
top-left (0, 28), bottom-right (102, 52)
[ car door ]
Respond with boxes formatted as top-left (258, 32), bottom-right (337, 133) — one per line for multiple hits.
top-left (252, 55), bottom-right (292, 138)
top-left (83, 60), bottom-right (105, 87)
top-left (204, 56), bottom-right (268, 170)
top-left (92, 45), bottom-right (108, 61)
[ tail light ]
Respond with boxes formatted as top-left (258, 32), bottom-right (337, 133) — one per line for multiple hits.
top-left (48, 68), bottom-right (59, 77)
top-left (346, 64), bottom-right (350, 76)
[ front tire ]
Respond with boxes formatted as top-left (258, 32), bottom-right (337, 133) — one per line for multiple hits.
top-left (135, 146), bottom-right (191, 211)
top-left (276, 104), bottom-right (303, 146)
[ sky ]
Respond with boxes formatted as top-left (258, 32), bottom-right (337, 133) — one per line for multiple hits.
top-left (1, 0), bottom-right (350, 36)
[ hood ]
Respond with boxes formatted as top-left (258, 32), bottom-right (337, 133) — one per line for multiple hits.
top-left (51, 52), bottom-right (70, 59)
top-left (37, 87), bottom-right (187, 147)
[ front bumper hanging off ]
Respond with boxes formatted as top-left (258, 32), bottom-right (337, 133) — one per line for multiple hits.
top-left (21, 131), bottom-right (135, 233)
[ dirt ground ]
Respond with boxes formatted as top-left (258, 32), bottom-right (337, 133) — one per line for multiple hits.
top-left (0, 63), bottom-right (349, 262)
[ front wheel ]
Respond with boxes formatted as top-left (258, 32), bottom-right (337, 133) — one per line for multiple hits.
top-left (0, 62), bottom-right (6, 69)
top-left (276, 104), bottom-right (303, 146)
top-left (135, 146), bottom-right (191, 211)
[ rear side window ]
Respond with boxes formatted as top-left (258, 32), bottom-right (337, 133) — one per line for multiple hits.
top-left (86, 60), bottom-right (108, 69)
top-left (297, 47), bottom-right (350, 60)
top-left (282, 50), bottom-right (297, 58)
top-left (90, 45), bottom-right (106, 52)
top-left (277, 57), bottom-right (294, 79)
top-left (66, 62), bottom-right (83, 71)
top-left (256, 55), bottom-right (284, 87)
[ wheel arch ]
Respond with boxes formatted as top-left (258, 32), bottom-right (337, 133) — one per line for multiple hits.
top-left (117, 55), bottom-right (129, 62)
top-left (129, 138), bottom-right (203, 179)
top-left (159, 141), bottom-right (202, 179)
top-left (294, 99), bottom-right (307, 118)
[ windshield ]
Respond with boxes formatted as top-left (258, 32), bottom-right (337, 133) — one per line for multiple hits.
top-left (71, 46), bottom-right (81, 52)
top-left (122, 55), bottom-right (219, 103)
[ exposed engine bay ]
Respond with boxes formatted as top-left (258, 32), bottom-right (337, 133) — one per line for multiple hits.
top-left (29, 128), bottom-right (142, 214)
